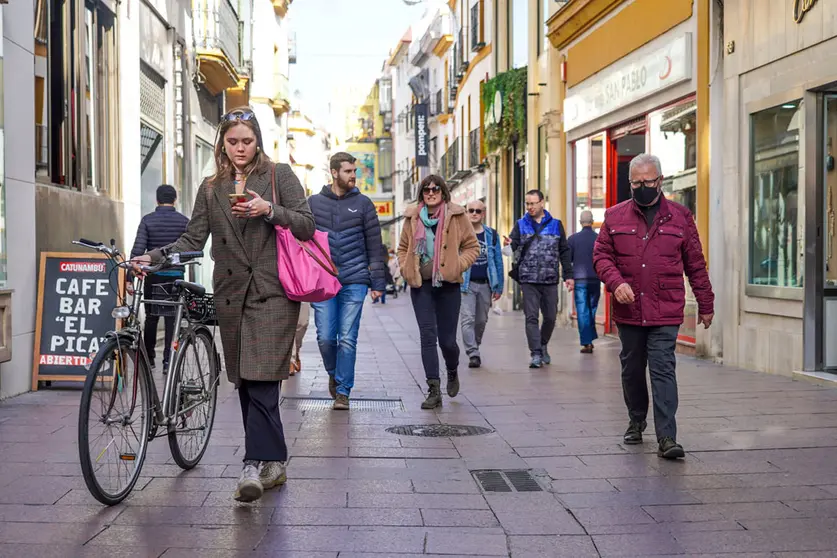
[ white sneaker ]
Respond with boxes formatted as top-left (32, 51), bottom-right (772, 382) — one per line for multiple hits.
top-left (259, 461), bottom-right (287, 490)
top-left (234, 460), bottom-right (264, 502)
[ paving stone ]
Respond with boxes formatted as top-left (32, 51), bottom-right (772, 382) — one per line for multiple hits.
top-left (425, 530), bottom-right (509, 556)
top-left (508, 534), bottom-right (600, 557)
top-left (592, 532), bottom-right (686, 557)
top-left (349, 493), bottom-right (489, 509)
top-left (485, 493), bottom-right (585, 535)
top-left (421, 509), bottom-right (501, 528)
top-left (0, 544), bottom-right (165, 558)
top-left (257, 526), bottom-right (425, 553)
top-left (271, 507), bottom-right (422, 526)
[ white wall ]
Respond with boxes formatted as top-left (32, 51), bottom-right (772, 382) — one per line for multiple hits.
top-left (1, 1), bottom-right (38, 397)
top-left (121, 0), bottom-right (142, 259)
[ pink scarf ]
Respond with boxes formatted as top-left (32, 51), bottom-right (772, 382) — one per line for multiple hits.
top-left (414, 202), bottom-right (446, 287)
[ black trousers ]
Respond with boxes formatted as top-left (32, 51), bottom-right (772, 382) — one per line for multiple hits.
top-left (144, 274), bottom-right (177, 366)
top-left (617, 324), bottom-right (680, 442)
top-left (238, 379), bottom-right (288, 462)
top-left (521, 283), bottom-right (558, 356)
top-left (410, 282), bottom-right (461, 380)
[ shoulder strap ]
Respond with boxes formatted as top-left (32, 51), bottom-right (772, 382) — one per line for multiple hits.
top-left (271, 164), bottom-right (278, 205)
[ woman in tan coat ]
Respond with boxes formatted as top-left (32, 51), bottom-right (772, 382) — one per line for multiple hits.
top-left (398, 175), bottom-right (479, 409)
top-left (133, 107), bottom-right (315, 503)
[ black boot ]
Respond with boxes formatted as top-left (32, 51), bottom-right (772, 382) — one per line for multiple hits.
top-left (421, 379), bottom-right (442, 410)
top-left (446, 369), bottom-right (460, 398)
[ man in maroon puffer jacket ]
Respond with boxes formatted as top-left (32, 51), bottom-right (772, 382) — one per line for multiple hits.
top-left (593, 154), bottom-right (714, 460)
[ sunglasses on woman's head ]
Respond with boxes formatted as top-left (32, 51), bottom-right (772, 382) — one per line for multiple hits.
top-left (222, 109), bottom-right (256, 123)
top-left (423, 186), bottom-right (442, 194)
top-left (467, 208), bottom-right (483, 214)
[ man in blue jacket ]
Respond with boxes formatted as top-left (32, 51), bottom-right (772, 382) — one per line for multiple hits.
top-left (568, 210), bottom-right (601, 354)
top-left (130, 185), bottom-right (190, 371)
top-left (460, 200), bottom-right (503, 369)
top-left (508, 190), bottom-right (574, 369)
top-left (308, 152), bottom-right (386, 410)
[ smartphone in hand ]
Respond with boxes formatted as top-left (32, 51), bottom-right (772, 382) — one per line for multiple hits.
top-left (228, 193), bottom-right (249, 205)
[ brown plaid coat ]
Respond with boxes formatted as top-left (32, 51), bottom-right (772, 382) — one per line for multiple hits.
top-left (150, 163), bottom-right (315, 385)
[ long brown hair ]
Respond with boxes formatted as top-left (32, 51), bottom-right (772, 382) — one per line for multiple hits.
top-left (210, 106), bottom-right (272, 184)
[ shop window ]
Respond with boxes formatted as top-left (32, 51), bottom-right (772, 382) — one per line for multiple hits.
top-left (648, 99), bottom-right (697, 216)
top-left (749, 101), bottom-right (804, 289)
top-left (573, 135), bottom-right (606, 230)
top-left (35, 0), bottom-right (120, 198)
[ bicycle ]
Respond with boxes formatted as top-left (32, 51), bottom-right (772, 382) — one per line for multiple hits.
top-left (73, 238), bottom-right (221, 505)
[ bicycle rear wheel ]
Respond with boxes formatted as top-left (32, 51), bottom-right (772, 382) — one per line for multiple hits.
top-left (78, 337), bottom-right (153, 505)
top-left (168, 328), bottom-right (219, 469)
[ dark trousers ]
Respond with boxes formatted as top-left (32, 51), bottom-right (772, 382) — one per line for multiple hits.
top-left (238, 379), bottom-right (288, 462)
top-left (410, 282), bottom-right (461, 380)
top-left (521, 283), bottom-right (558, 356)
top-left (617, 324), bottom-right (680, 442)
top-left (144, 275), bottom-right (178, 366)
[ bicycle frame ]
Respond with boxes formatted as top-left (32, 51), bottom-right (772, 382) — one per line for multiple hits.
top-left (74, 239), bottom-right (218, 436)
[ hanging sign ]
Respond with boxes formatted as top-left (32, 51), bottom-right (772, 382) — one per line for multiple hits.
top-left (414, 103), bottom-right (429, 167)
top-left (374, 201), bottom-right (394, 218)
top-left (32, 253), bottom-right (123, 389)
top-left (564, 33), bottom-right (692, 131)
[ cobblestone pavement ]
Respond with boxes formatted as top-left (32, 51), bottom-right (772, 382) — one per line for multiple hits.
top-left (1, 295), bottom-right (837, 557)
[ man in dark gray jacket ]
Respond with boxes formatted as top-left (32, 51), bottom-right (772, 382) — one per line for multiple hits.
top-left (308, 152), bottom-right (385, 410)
top-left (130, 185), bottom-right (189, 371)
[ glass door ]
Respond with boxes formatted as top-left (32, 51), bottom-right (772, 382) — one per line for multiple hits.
top-left (822, 94), bottom-right (837, 369)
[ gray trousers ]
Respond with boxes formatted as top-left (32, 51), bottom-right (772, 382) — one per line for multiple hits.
top-left (521, 283), bottom-right (558, 356)
top-left (460, 281), bottom-right (492, 358)
top-left (617, 324), bottom-right (680, 442)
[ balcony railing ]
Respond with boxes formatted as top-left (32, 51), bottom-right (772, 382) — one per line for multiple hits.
top-left (470, 3), bottom-right (484, 52)
top-left (442, 138), bottom-right (459, 180)
top-left (194, 0), bottom-right (241, 70)
top-left (289, 33), bottom-right (297, 64)
top-left (403, 176), bottom-right (414, 202)
top-left (430, 89), bottom-right (443, 116)
top-left (468, 128), bottom-right (481, 168)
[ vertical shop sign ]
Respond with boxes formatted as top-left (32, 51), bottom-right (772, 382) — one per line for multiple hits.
top-left (415, 103), bottom-right (429, 167)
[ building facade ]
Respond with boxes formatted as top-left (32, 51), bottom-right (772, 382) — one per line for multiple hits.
top-left (0, 0), bottom-right (294, 398)
top-left (720, 0), bottom-right (837, 380)
top-left (544, 0), bottom-right (719, 353)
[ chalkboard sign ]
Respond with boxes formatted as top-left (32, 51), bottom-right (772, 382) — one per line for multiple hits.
top-left (32, 252), bottom-right (124, 390)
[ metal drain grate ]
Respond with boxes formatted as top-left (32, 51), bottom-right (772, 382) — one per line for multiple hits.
top-left (279, 397), bottom-right (404, 412)
top-left (471, 469), bottom-right (545, 493)
top-left (385, 424), bottom-right (494, 437)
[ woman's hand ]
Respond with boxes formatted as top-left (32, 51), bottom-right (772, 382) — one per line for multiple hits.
top-left (130, 255), bottom-right (152, 277)
top-left (231, 189), bottom-right (272, 219)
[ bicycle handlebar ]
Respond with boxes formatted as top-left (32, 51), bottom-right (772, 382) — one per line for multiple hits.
top-left (73, 239), bottom-right (204, 274)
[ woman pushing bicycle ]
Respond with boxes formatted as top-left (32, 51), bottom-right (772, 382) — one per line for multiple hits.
top-left (132, 107), bottom-right (315, 502)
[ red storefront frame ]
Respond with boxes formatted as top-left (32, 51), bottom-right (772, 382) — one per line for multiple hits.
top-left (570, 96), bottom-right (698, 346)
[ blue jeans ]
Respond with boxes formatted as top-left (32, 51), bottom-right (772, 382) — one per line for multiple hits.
top-left (312, 284), bottom-right (368, 396)
top-left (574, 281), bottom-right (601, 346)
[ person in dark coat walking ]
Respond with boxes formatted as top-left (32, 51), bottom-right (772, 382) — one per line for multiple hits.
top-left (594, 153), bottom-right (714, 460)
top-left (130, 185), bottom-right (189, 371)
top-left (568, 210), bottom-right (601, 354)
top-left (507, 190), bottom-right (574, 369)
top-left (308, 152), bottom-right (386, 410)
top-left (133, 107), bottom-right (315, 503)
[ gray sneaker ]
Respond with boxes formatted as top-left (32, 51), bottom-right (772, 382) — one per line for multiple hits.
top-left (541, 345), bottom-right (551, 365)
top-left (259, 461), bottom-right (287, 490)
top-left (234, 460), bottom-right (264, 502)
top-left (529, 355), bottom-right (543, 369)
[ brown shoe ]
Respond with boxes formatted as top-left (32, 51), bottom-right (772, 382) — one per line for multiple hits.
top-left (580, 345), bottom-right (593, 354)
top-left (333, 394), bottom-right (350, 410)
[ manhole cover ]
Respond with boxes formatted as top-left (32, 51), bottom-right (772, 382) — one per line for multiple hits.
top-left (385, 424), bottom-right (494, 437)
top-left (280, 397), bottom-right (403, 412)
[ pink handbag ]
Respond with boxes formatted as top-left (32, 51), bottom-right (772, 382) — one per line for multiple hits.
top-left (271, 166), bottom-right (341, 302)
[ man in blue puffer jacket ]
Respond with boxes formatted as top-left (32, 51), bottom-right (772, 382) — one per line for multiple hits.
top-left (508, 189), bottom-right (574, 369)
top-left (308, 152), bottom-right (386, 410)
top-left (130, 185), bottom-right (190, 371)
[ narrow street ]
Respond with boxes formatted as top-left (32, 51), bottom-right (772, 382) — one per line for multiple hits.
top-left (1, 297), bottom-right (837, 557)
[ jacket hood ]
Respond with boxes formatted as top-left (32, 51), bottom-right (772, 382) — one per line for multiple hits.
top-left (404, 202), bottom-right (465, 219)
top-left (320, 185), bottom-right (361, 200)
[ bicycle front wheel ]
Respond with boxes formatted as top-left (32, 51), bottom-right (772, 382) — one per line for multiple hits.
top-left (78, 337), bottom-right (153, 506)
top-left (168, 328), bottom-right (219, 469)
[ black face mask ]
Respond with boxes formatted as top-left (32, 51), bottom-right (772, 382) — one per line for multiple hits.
top-left (631, 185), bottom-right (661, 207)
